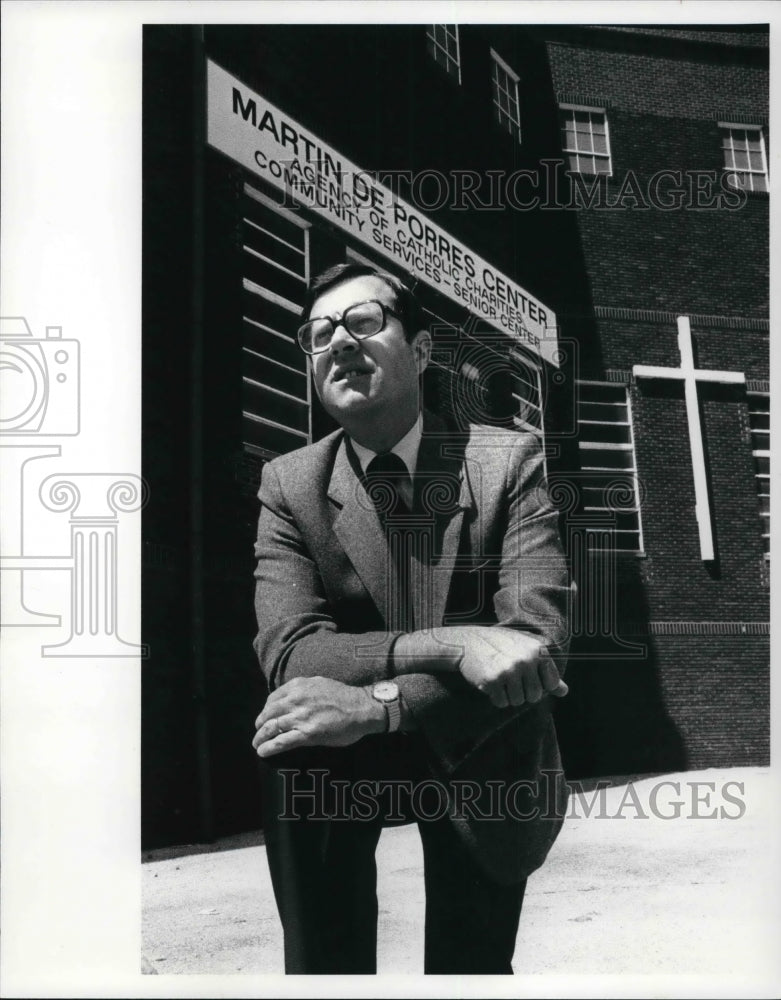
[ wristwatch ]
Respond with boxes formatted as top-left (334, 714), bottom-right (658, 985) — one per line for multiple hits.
top-left (371, 680), bottom-right (402, 733)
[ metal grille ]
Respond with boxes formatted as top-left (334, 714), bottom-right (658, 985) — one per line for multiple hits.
top-left (241, 185), bottom-right (311, 460)
top-left (747, 391), bottom-right (770, 557)
top-left (577, 380), bottom-right (643, 552)
top-left (421, 291), bottom-right (543, 437)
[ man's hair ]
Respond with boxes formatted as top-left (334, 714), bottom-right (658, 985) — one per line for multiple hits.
top-left (301, 263), bottom-right (423, 343)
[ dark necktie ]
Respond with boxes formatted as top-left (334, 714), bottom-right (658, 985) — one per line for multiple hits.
top-left (365, 451), bottom-right (411, 519)
top-left (365, 452), bottom-right (415, 631)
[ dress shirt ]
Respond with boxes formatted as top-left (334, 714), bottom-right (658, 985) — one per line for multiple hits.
top-left (350, 413), bottom-right (422, 511)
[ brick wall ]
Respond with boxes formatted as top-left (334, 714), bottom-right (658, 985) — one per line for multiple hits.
top-left (547, 31), bottom-right (768, 320)
top-left (631, 375), bottom-right (767, 612)
top-left (545, 28), bottom-right (770, 773)
top-left (653, 635), bottom-right (770, 768)
top-left (548, 38), bottom-right (768, 121)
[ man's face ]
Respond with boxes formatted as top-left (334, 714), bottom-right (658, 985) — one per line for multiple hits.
top-left (309, 275), bottom-right (430, 427)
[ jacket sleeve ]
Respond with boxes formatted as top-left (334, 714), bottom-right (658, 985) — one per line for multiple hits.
top-left (394, 432), bottom-right (573, 774)
top-left (493, 432), bottom-right (572, 666)
top-left (253, 459), bottom-right (398, 691)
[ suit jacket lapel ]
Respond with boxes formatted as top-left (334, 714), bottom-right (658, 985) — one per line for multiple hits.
top-left (328, 435), bottom-right (390, 622)
top-left (412, 414), bottom-right (475, 629)
top-left (327, 415), bottom-right (475, 629)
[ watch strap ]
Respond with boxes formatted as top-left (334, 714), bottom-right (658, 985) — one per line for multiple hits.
top-left (385, 696), bottom-right (402, 733)
top-left (371, 681), bottom-right (402, 733)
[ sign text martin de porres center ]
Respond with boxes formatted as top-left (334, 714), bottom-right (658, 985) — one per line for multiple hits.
top-left (206, 60), bottom-right (559, 366)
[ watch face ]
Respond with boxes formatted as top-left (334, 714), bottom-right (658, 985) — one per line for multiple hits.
top-left (373, 680), bottom-right (399, 702)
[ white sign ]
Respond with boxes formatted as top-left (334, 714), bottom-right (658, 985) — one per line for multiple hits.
top-left (206, 60), bottom-right (559, 366)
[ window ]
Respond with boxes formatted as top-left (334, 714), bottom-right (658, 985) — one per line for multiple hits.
top-left (747, 392), bottom-right (770, 557)
top-left (560, 105), bottom-right (612, 175)
top-left (419, 293), bottom-right (543, 437)
top-left (577, 381), bottom-right (643, 552)
top-left (241, 184), bottom-right (311, 460)
top-left (432, 325), bottom-right (544, 437)
top-left (426, 25), bottom-right (461, 83)
top-left (348, 244), bottom-right (544, 439)
top-left (720, 124), bottom-right (769, 194)
top-left (490, 49), bottom-right (521, 143)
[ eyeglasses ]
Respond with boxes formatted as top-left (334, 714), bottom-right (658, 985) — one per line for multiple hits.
top-left (296, 299), bottom-right (402, 355)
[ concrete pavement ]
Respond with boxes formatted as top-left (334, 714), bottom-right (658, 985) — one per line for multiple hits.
top-left (142, 767), bottom-right (781, 984)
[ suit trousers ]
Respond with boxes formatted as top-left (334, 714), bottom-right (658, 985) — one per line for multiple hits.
top-left (260, 738), bottom-right (526, 975)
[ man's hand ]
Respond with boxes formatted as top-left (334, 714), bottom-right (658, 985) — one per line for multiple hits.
top-left (454, 627), bottom-right (567, 708)
top-left (394, 626), bottom-right (567, 709)
top-left (252, 676), bottom-right (386, 758)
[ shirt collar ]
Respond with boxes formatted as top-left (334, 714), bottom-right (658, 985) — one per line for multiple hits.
top-left (350, 413), bottom-right (423, 478)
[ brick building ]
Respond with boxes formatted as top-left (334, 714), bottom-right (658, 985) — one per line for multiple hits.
top-left (142, 24), bottom-right (769, 848)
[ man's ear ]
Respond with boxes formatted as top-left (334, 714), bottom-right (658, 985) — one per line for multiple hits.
top-left (411, 329), bottom-right (432, 373)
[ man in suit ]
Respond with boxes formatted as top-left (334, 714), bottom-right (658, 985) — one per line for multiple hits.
top-left (251, 262), bottom-right (573, 974)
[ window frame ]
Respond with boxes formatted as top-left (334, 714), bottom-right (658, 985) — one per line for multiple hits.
top-left (426, 24), bottom-right (462, 84)
top-left (241, 183), bottom-right (312, 460)
top-left (718, 122), bottom-right (769, 195)
top-left (576, 379), bottom-right (644, 554)
top-left (490, 48), bottom-right (522, 144)
top-left (747, 390), bottom-right (770, 559)
top-left (559, 103), bottom-right (613, 177)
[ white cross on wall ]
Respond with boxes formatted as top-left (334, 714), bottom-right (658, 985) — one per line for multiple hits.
top-left (633, 316), bottom-right (745, 562)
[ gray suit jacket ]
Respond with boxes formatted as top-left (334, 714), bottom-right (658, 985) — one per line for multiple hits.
top-left (253, 412), bottom-right (572, 883)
